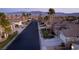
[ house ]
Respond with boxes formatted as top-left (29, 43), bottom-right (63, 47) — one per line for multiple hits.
top-left (43, 15), bottom-right (66, 29)
top-left (0, 26), bottom-right (8, 42)
top-left (53, 20), bottom-right (79, 42)
top-left (0, 26), bottom-right (4, 42)
top-left (52, 18), bottom-right (79, 49)
top-left (59, 28), bottom-right (79, 43)
top-left (45, 15), bottom-right (79, 48)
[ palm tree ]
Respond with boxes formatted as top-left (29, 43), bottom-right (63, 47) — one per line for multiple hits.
top-left (38, 14), bottom-right (42, 22)
top-left (48, 8), bottom-right (55, 21)
top-left (48, 8), bottom-right (55, 34)
top-left (28, 13), bottom-right (31, 19)
top-left (22, 12), bottom-right (26, 16)
top-left (48, 8), bottom-right (55, 15)
top-left (22, 12), bottom-right (26, 19)
top-left (47, 8), bottom-right (55, 25)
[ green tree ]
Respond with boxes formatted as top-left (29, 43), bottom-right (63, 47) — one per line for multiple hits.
top-left (0, 13), bottom-right (11, 37)
top-left (0, 18), bottom-right (10, 28)
top-left (5, 26), bottom-right (12, 35)
top-left (0, 13), bottom-right (5, 18)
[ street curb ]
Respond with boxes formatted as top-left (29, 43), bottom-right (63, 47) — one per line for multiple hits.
top-left (37, 22), bottom-right (42, 50)
top-left (37, 22), bottom-right (47, 50)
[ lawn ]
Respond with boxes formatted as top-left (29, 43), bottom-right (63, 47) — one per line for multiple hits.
top-left (0, 31), bottom-right (18, 49)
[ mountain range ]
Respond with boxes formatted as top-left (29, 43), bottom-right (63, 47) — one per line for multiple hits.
top-left (6, 11), bottom-right (79, 16)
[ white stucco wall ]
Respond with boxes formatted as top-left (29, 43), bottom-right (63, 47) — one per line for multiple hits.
top-left (72, 44), bottom-right (79, 50)
top-left (59, 32), bottom-right (79, 43)
top-left (59, 32), bottom-right (67, 44)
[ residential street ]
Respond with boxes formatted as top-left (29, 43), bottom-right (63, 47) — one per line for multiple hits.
top-left (7, 20), bottom-right (40, 50)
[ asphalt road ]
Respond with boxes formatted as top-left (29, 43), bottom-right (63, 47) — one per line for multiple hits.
top-left (7, 20), bottom-right (40, 50)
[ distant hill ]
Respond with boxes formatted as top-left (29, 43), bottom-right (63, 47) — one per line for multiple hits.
top-left (67, 13), bottom-right (79, 16)
top-left (55, 13), bottom-right (79, 16)
top-left (30, 11), bottom-right (48, 16)
top-left (6, 11), bottom-right (79, 16)
top-left (6, 11), bottom-right (48, 16)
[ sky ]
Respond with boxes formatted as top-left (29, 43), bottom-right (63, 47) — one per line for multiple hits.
top-left (0, 8), bottom-right (79, 13)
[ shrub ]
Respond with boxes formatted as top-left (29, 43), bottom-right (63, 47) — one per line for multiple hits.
top-left (41, 28), bottom-right (55, 39)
